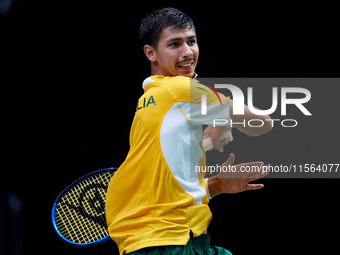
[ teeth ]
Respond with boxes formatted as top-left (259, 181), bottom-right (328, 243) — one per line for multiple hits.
top-left (179, 63), bottom-right (192, 67)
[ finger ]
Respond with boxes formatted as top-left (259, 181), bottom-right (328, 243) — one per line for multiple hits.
top-left (244, 161), bottom-right (264, 166)
top-left (221, 153), bottom-right (235, 167)
top-left (246, 183), bottom-right (264, 191)
top-left (212, 139), bottom-right (224, 152)
top-left (248, 166), bottom-right (269, 181)
top-left (241, 161), bottom-right (265, 169)
top-left (220, 137), bottom-right (229, 144)
top-left (221, 137), bottom-right (233, 145)
top-left (249, 173), bottom-right (268, 183)
top-left (220, 137), bottom-right (230, 147)
top-left (226, 128), bottom-right (233, 142)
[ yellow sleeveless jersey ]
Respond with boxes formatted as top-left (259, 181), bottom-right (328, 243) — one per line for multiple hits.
top-left (105, 75), bottom-right (230, 255)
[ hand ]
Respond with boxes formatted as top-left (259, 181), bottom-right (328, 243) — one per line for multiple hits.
top-left (208, 153), bottom-right (268, 196)
top-left (203, 126), bottom-right (233, 152)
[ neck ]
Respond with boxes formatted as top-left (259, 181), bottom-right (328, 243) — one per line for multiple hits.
top-left (150, 64), bottom-right (169, 77)
top-left (150, 66), bottom-right (197, 78)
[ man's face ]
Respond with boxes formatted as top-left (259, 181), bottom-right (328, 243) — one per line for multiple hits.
top-left (150, 27), bottom-right (198, 77)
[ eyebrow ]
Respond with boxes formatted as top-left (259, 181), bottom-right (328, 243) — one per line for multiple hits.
top-left (166, 35), bottom-right (197, 44)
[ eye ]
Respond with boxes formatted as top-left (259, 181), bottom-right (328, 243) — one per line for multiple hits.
top-left (188, 39), bottom-right (196, 46)
top-left (169, 42), bottom-right (179, 47)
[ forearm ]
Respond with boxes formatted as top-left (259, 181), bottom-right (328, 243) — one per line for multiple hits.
top-left (230, 100), bottom-right (272, 136)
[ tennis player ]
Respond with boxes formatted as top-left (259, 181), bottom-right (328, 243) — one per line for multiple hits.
top-left (106, 7), bottom-right (271, 255)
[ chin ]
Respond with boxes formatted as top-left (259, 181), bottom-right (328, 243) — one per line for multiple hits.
top-left (176, 64), bottom-right (196, 78)
top-left (177, 71), bottom-right (195, 78)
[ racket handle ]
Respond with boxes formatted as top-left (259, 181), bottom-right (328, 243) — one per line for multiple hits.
top-left (203, 130), bottom-right (232, 151)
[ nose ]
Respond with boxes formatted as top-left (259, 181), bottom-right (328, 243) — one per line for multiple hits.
top-left (181, 42), bottom-right (193, 58)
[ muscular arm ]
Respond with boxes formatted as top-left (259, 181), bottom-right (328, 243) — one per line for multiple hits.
top-left (229, 99), bottom-right (272, 136)
top-left (204, 100), bottom-right (272, 151)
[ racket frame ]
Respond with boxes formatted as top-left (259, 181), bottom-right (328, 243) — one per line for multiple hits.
top-left (51, 167), bottom-right (117, 247)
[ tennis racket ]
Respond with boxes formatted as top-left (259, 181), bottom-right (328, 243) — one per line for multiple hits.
top-left (51, 167), bottom-right (117, 247)
top-left (51, 133), bottom-right (230, 248)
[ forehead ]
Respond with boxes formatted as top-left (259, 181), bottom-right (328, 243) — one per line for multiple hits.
top-left (159, 26), bottom-right (197, 43)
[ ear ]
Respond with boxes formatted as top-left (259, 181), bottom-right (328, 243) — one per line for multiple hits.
top-left (143, 45), bottom-right (157, 62)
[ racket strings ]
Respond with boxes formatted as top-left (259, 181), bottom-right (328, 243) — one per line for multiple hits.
top-left (55, 171), bottom-right (115, 244)
top-left (78, 177), bottom-right (108, 238)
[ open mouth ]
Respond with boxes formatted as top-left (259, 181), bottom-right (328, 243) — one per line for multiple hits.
top-left (177, 62), bottom-right (193, 68)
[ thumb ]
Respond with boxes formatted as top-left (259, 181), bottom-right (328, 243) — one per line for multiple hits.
top-left (222, 153), bottom-right (235, 167)
top-left (212, 139), bottom-right (224, 153)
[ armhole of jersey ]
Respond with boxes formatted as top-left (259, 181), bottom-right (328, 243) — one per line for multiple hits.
top-left (176, 101), bottom-right (191, 124)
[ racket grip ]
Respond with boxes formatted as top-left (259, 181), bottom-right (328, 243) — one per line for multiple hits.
top-left (203, 130), bottom-right (232, 151)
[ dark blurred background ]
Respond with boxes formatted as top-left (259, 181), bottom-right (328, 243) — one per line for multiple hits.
top-left (2, 1), bottom-right (339, 254)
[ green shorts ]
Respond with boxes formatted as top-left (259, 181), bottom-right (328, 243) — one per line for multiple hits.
top-left (127, 234), bottom-right (232, 255)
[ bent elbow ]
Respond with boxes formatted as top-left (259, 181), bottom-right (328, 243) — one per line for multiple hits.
top-left (258, 115), bottom-right (273, 135)
top-left (252, 115), bottom-right (273, 136)
top-left (238, 115), bottom-right (273, 136)
top-left (263, 120), bottom-right (273, 134)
